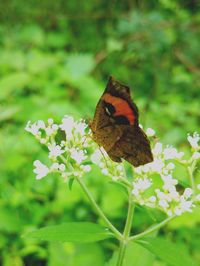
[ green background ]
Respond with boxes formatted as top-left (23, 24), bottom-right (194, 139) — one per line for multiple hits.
top-left (0, 0), bottom-right (200, 265)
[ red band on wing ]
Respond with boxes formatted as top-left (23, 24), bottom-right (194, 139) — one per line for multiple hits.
top-left (102, 93), bottom-right (135, 125)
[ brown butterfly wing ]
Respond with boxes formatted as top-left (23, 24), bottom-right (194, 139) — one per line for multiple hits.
top-left (90, 76), bottom-right (153, 167)
top-left (91, 76), bottom-right (138, 131)
top-left (105, 76), bottom-right (139, 122)
top-left (91, 124), bottom-right (124, 152)
top-left (108, 126), bottom-right (153, 167)
top-left (90, 92), bottom-right (124, 150)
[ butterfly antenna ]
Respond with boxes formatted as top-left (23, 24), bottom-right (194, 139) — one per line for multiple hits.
top-left (81, 123), bottom-right (93, 146)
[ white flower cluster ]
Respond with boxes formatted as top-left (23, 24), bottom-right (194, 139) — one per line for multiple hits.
top-left (187, 132), bottom-right (200, 150)
top-left (132, 177), bottom-right (152, 198)
top-left (134, 142), bottom-right (184, 177)
top-left (25, 116), bottom-right (92, 180)
top-left (33, 160), bottom-right (66, 180)
top-left (25, 119), bottom-right (59, 144)
top-left (132, 176), bottom-right (194, 216)
top-left (131, 129), bottom-right (200, 217)
top-left (91, 148), bottom-right (125, 181)
top-left (26, 117), bottom-right (200, 218)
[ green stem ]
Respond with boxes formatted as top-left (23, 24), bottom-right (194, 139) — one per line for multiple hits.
top-left (76, 176), bottom-right (123, 241)
top-left (119, 177), bottom-right (132, 188)
top-left (116, 193), bottom-right (134, 266)
top-left (129, 215), bottom-right (175, 241)
top-left (187, 161), bottom-right (196, 193)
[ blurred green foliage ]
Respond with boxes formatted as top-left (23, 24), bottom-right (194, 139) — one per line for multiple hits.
top-left (0, 0), bottom-right (200, 265)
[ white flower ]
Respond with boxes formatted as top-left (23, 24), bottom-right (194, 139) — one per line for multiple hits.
top-left (80, 165), bottom-right (91, 172)
top-left (25, 119), bottom-right (58, 142)
top-left (50, 162), bottom-right (66, 173)
top-left (75, 121), bottom-right (87, 135)
top-left (159, 199), bottom-right (169, 208)
top-left (48, 118), bottom-right (54, 125)
top-left (149, 196), bottom-right (156, 202)
top-left (59, 116), bottom-right (87, 143)
top-left (183, 188), bottom-right (193, 199)
top-left (187, 132), bottom-right (200, 149)
top-left (132, 177), bottom-right (152, 196)
top-left (192, 152), bottom-right (200, 160)
top-left (33, 160), bottom-right (49, 180)
top-left (163, 147), bottom-right (184, 160)
top-left (153, 184), bottom-right (195, 216)
top-left (132, 188), bottom-right (140, 196)
top-left (60, 116), bottom-right (75, 138)
top-left (149, 158), bottom-right (164, 173)
top-left (161, 174), bottom-right (178, 191)
top-left (102, 168), bottom-right (109, 175)
top-left (155, 189), bottom-right (169, 201)
top-left (134, 166), bottom-right (143, 175)
top-left (91, 149), bottom-right (103, 164)
top-left (70, 148), bottom-right (87, 164)
top-left (59, 164), bottom-right (66, 172)
top-left (175, 197), bottom-right (194, 215)
top-left (91, 148), bottom-right (124, 181)
top-left (45, 124), bottom-right (58, 136)
top-left (48, 143), bottom-right (65, 159)
top-left (168, 189), bottom-right (179, 200)
top-left (135, 177), bottom-right (152, 190)
top-left (166, 162), bottom-right (175, 170)
top-left (152, 142), bottom-right (163, 156)
top-left (25, 120), bottom-right (44, 136)
top-left (146, 128), bottom-right (155, 137)
top-left (196, 194), bottom-right (200, 201)
top-left (50, 162), bottom-right (60, 171)
top-left (174, 206), bottom-right (182, 216)
top-left (167, 210), bottom-right (173, 216)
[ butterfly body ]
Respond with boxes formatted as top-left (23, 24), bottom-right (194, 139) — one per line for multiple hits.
top-left (90, 76), bottom-right (153, 167)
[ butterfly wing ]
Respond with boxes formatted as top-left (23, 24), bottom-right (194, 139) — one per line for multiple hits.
top-left (104, 76), bottom-right (139, 122)
top-left (108, 125), bottom-right (153, 167)
top-left (90, 76), bottom-right (153, 167)
top-left (91, 124), bottom-right (124, 152)
top-left (91, 76), bottom-right (138, 130)
top-left (90, 93), bottom-right (124, 150)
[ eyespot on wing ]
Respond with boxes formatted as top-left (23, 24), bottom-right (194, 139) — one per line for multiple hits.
top-left (102, 93), bottom-right (135, 125)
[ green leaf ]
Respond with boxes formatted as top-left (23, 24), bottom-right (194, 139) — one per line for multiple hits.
top-left (0, 72), bottom-right (30, 99)
top-left (168, 206), bottom-right (200, 229)
top-left (136, 237), bottom-right (197, 266)
top-left (0, 106), bottom-right (20, 121)
top-left (0, 208), bottom-right (22, 232)
top-left (106, 242), bottom-right (154, 266)
top-left (27, 51), bottom-right (57, 74)
top-left (123, 242), bottom-right (154, 266)
top-left (65, 54), bottom-right (95, 78)
top-left (25, 222), bottom-right (113, 243)
top-left (49, 242), bottom-right (105, 266)
top-left (108, 181), bottom-right (128, 198)
top-left (101, 184), bottom-right (127, 218)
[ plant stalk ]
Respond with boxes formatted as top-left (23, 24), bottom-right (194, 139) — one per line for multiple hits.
top-left (116, 192), bottom-right (134, 266)
top-left (76, 176), bottom-right (123, 240)
top-left (129, 215), bottom-right (175, 241)
top-left (187, 161), bottom-right (196, 193)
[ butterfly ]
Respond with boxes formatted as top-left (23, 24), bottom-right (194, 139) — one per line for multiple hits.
top-left (90, 76), bottom-right (153, 167)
